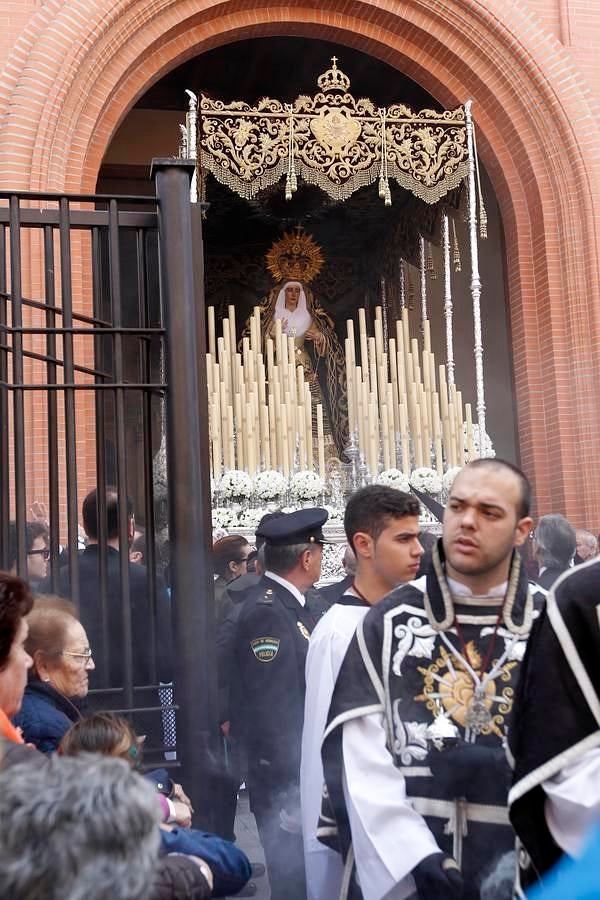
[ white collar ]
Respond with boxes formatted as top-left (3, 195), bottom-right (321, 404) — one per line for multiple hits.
top-left (264, 571), bottom-right (305, 607)
top-left (446, 575), bottom-right (508, 599)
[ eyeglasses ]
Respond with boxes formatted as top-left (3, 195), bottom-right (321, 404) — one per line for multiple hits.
top-left (28, 547), bottom-right (50, 560)
top-left (62, 648), bottom-right (93, 663)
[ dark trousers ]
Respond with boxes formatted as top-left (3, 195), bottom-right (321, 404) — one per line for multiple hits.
top-left (250, 786), bottom-right (306, 900)
top-left (212, 738), bottom-right (240, 842)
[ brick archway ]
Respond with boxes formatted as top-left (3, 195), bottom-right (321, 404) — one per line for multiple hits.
top-left (1, 0), bottom-right (598, 525)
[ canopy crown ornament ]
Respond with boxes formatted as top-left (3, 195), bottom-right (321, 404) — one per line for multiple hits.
top-left (317, 56), bottom-right (351, 93)
top-left (266, 227), bottom-right (324, 284)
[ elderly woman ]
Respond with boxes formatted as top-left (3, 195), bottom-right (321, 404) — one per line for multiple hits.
top-left (0, 573), bottom-right (34, 760)
top-left (12, 597), bottom-right (93, 753)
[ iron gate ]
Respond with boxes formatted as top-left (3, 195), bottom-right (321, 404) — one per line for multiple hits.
top-left (0, 160), bottom-right (217, 824)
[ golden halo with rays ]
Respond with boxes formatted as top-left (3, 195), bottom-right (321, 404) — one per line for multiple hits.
top-left (266, 228), bottom-right (324, 285)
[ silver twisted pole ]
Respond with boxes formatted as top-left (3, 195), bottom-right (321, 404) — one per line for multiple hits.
top-left (442, 214), bottom-right (455, 386)
top-left (464, 101), bottom-right (486, 436)
top-left (419, 235), bottom-right (428, 330)
top-left (185, 90), bottom-right (198, 203)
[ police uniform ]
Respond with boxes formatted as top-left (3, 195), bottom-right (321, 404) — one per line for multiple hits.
top-left (226, 508), bottom-right (330, 900)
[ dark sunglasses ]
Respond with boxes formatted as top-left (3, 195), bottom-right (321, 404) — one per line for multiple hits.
top-left (28, 547), bottom-right (50, 560)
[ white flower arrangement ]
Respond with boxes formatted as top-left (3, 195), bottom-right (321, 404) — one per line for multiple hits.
top-left (289, 470), bottom-right (324, 501)
top-left (442, 466), bottom-right (463, 493)
top-left (238, 507), bottom-right (267, 530)
top-left (323, 505), bottom-right (344, 526)
top-left (376, 468), bottom-right (410, 493)
top-left (463, 423), bottom-right (495, 459)
top-left (409, 467), bottom-right (443, 495)
top-left (253, 469), bottom-right (287, 501)
top-left (219, 469), bottom-right (254, 500)
top-left (212, 507), bottom-right (239, 529)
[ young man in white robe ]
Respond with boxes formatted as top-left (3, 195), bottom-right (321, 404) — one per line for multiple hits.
top-left (300, 485), bottom-right (424, 900)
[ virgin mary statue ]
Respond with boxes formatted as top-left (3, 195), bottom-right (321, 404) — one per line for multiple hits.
top-left (247, 231), bottom-right (348, 458)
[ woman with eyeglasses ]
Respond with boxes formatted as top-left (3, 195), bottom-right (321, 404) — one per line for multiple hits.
top-left (12, 596), bottom-right (94, 753)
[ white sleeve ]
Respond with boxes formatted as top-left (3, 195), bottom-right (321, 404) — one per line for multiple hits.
top-left (543, 746), bottom-right (600, 857)
top-left (342, 712), bottom-right (439, 900)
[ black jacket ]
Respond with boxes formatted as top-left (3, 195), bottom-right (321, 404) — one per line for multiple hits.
top-left (13, 681), bottom-right (81, 754)
top-left (317, 573), bottom-right (353, 607)
top-left (224, 574), bottom-right (321, 792)
top-left (537, 565), bottom-right (569, 590)
top-left (53, 545), bottom-right (172, 687)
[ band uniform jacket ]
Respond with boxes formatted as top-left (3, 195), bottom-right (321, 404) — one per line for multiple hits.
top-left (319, 545), bottom-right (546, 900)
top-left (224, 574), bottom-right (325, 799)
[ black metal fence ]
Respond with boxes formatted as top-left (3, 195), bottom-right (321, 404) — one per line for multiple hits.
top-left (0, 161), bottom-right (217, 824)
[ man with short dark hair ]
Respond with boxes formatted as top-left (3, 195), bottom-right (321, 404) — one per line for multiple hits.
top-left (301, 485), bottom-right (423, 899)
top-left (8, 521), bottom-right (49, 589)
top-left (226, 508), bottom-right (330, 900)
top-left (533, 513), bottom-right (576, 589)
top-left (55, 488), bottom-right (171, 699)
top-left (319, 459), bottom-right (546, 900)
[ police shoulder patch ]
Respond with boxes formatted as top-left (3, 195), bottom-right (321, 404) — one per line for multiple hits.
top-left (250, 636), bottom-right (280, 662)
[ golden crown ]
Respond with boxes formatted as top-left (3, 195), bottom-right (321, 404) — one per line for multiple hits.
top-left (266, 228), bottom-right (324, 284)
top-left (317, 56), bottom-right (351, 94)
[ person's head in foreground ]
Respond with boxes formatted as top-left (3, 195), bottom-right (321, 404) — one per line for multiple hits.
top-left (533, 513), bottom-right (576, 572)
top-left (0, 753), bottom-right (160, 900)
top-left (60, 711), bottom-right (142, 769)
top-left (344, 485), bottom-right (423, 595)
top-left (25, 597), bottom-right (95, 700)
top-left (0, 573), bottom-right (33, 718)
top-left (442, 458), bottom-right (533, 592)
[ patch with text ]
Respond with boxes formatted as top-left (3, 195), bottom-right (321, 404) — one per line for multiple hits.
top-left (251, 636), bottom-right (280, 662)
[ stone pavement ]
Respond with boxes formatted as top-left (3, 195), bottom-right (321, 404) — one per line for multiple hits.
top-left (229, 789), bottom-right (270, 899)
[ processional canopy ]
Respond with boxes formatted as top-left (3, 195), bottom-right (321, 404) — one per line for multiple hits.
top-left (195, 58), bottom-right (471, 207)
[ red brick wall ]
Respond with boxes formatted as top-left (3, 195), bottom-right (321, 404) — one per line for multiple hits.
top-left (1, 0), bottom-right (599, 527)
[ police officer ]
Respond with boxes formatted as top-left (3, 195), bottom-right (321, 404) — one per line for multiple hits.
top-left (225, 508), bottom-right (330, 900)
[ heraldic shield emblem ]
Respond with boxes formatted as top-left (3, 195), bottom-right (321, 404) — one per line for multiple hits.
top-left (251, 636), bottom-right (280, 662)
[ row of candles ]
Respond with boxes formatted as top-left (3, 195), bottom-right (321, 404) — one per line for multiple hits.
top-left (206, 305), bottom-right (326, 479)
top-left (345, 307), bottom-right (476, 476)
top-left (205, 303), bottom-right (477, 482)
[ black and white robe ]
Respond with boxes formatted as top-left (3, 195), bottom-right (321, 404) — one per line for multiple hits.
top-left (318, 545), bottom-right (545, 900)
top-left (509, 557), bottom-right (600, 888)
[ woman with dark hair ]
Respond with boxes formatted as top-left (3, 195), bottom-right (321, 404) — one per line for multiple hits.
top-left (60, 712), bottom-right (252, 898)
top-left (0, 573), bottom-right (34, 757)
top-left (12, 596), bottom-right (93, 753)
top-left (213, 535), bottom-right (251, 624)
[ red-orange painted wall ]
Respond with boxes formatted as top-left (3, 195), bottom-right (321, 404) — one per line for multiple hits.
top-left (0, 1), bottom-right (599, 528)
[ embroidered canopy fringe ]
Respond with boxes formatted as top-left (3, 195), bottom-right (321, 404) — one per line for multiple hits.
top-left (197, 60), bottom-right (470, 206)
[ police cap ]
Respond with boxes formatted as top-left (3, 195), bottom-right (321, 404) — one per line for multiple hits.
top-left (255, 507), bottom-right (331, 546)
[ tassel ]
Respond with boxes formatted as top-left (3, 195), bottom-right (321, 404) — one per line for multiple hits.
top-left (479, 199), bottom-right (488, 239)
top-left (451, 220), bottom-right (462, 273)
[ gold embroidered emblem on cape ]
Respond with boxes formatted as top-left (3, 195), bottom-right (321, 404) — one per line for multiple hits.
top-left (416, 642), bottom-right (517, 738)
